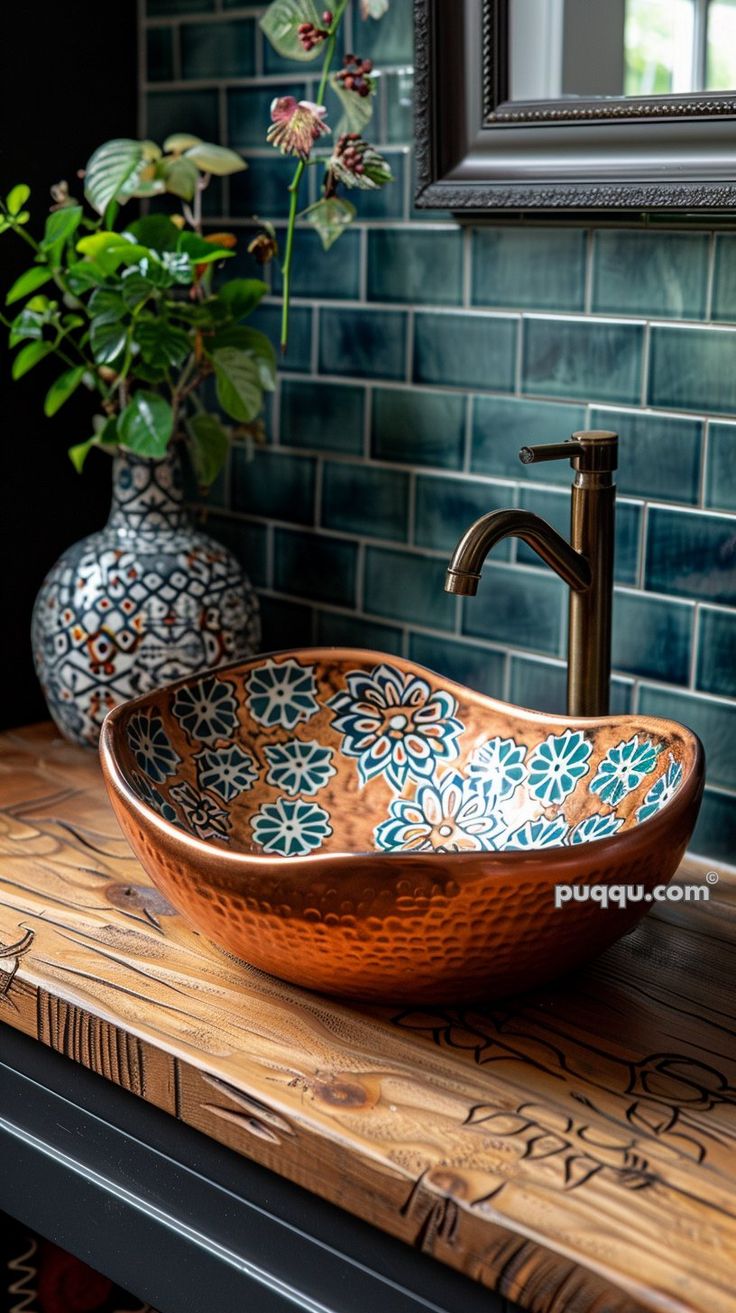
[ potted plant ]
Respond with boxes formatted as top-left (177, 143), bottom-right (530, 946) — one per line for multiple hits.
top-left (0, 136), bottom-right (272, 746)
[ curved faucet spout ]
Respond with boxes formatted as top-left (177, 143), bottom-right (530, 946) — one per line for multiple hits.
top-left (444, 509), bottom-right (592, 596)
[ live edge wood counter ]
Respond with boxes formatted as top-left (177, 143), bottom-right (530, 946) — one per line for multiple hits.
top-left (0, 725), bottom-right (734, 1313)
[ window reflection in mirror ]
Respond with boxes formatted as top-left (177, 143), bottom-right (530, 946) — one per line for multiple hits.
top-left (509, 0), bottom-right (736, 102)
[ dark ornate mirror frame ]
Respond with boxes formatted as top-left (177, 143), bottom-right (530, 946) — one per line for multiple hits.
top-left (414, 0), bottom-right (736, 213)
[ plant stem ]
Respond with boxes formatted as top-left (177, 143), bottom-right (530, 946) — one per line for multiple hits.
top-left (279, 0), bottom-right (348, 353)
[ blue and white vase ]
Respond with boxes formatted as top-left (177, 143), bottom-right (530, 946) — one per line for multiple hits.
top-left (32, 448), bottom-right (260, 747)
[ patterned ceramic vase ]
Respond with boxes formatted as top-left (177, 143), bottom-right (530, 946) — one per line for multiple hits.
top-left (32, 449), bottom-right (260, 747)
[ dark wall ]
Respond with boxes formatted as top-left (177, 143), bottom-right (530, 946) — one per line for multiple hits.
top-left (1, 3), bottom-right (138, 728)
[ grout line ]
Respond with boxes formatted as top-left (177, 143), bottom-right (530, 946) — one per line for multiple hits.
top-left (363, 387), bottom-right (373, 459)
top-left (462, 395), bottom-right (473, 473)
top-left (271, 378), bottom-right (282, 445)
top-left (462, 227), bottom-right (472, 308)
top-left (407, 471), bottom-right (417, 546)
top-left (405, 308), bottom-right (415, 383)
top-left (583, 229), bottom-right (595, 313)
top-left (699, 419), bottom-right (710, 506)
top-left (314, 457), bottom-right (324, 528)
top-left (514, 317), bottom-right (524, 395)
top-left (310, 304), bottom-right (319, 375)
top-left (705, 231), bottom-right (717, 320)
top-left (502, 652), bottom-right (512, 703)
top-left (636, 503), bottom-right (649, 590)
top-left (639, 322), bottom-right (651, 407)
top-left (359, 225), bottom-right (368, 303)
top-left (254, 17), bottom-right (264, 77)
top-left (454, 595), bottom-right (463, 636)
top-left (355, 543), bottom-right (366, 612)
top-left (689, 604), bottom-right (702, 690)
top-left (265, 524), bottom-right (274, 590)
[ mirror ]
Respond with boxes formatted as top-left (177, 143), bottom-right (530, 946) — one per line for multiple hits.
top-left (509, 0), bottom-right (736, 102)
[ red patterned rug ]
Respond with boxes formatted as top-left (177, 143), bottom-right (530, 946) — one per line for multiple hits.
top-left (1, 1214), bottom-right (158, 1313)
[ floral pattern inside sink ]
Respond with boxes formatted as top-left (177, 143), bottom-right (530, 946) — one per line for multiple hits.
top-left (116, 651), bottom-right (690, 859)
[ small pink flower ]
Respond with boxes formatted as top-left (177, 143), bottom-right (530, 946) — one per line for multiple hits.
top-left (267, 97), bottom-right (330, 160)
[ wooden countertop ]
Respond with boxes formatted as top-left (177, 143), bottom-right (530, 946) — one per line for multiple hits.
top-left (0, 723), bottom-right (734, 1313)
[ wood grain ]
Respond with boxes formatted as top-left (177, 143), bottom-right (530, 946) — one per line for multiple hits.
top-left (0, 723), bottom-right (734, 1313)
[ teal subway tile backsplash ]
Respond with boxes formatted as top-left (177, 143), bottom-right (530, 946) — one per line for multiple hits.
top-left (321, 461), bottom-right (409, 541)
top-left (413, 312), bottom-right (517, 391)
top-left (181, 20), bottom-right (255, 78)
top-left (645, 507), bottom-right (736, 605)
top-left (280, 379), bottom-right (364, 454)
top-left (592, 231), bottom-right (710, 320)
top-left (409, 633), bottom-right (506, 699)
top-left (648, 325), bottom-right (736, 414)
top-left (145, 2), bottom-right (736, 863)
top-left (371, 388), bottom-right (465, 469)
top-left (319, 308), bottom-right (407, 380)
top-left (472, 228), bottom-right (586, 312)
top-left (523, 316), bottom-right (644, 404)
top-left (367, 229), bottom-right (463, 306)
top-left (705, 423), bottom-right (736, 511)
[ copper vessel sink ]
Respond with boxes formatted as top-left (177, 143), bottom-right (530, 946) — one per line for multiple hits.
top-left (100, 649), bottom-right (704, 1003)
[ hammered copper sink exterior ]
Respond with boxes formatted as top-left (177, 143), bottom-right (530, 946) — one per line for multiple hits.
top-left (100, 649), bottom-right (704, 1003)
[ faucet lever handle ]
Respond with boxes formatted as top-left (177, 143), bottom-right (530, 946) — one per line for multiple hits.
top-left (519, 430), bottom-right (618, 474)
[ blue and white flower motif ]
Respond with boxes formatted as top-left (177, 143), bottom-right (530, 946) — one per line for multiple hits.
top-left (195, 745), bottom-right (258, 802)
top-left (590, 735), bottom-right (662, 807)
top-left (569, 812), bottom-right (625, 845)
top-left (468, 736), bottom-right (527, 805)
top-left (264, 740), bottom-right (336, 797)
top-left (503, 815), bottom-right (569, 850)
top-left (374, 771), bottom-right (502, 852)
top-left (127, 710), bottom-right (180, 783)
top-left (245, 659), bottom-right (319, 730)
top-left (329, 663), bottom-right (463, 791)
top-left (527, 729), bottom-right (592, 806)
top-left (251, 797), bottom-right (332, 857)
top-left (133, 772), bottom-right (178, 824)
top-left (169, 781), bottom-right (230, 840)
top-left (171, 675), bottom-right (239, 745)
top-left (636, 753), bottom-right (684, 823)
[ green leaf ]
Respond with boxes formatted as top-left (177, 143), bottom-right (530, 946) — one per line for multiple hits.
top-left (9, 307), bottom-right (50, 346)
top-left (7, 184), bottom-right (30, 215)
top-left (177, 232), bottom-right (235, 264)
top-left (213, 347), bottom-right (263, 423)
top-left (120, 270), bottom-right (156, 311)
top-left (77, 231), bottom-right (150, 275)
top-left (124, 214), bottom-right (181, 251)
top-left (183, 142), bottom-right (247, 176)
top-left (88, 286), bottom-right (126, 324)
top-left (161, 156), bottom-right (200, 200)
top-left (6, 266), bottom-right (52, 305)
top-left (163, 133), bottom-right (203, 154)
top-left (68, 415), bottom-right (119, 473)
top-left (118, 392), bottom-right (174, 457)
top-left (44, 366), bottom-right (85, 417)
top-left (186, 412), bottom-right (230, 486)
top-left (303, 196), bottom-right (356, 251)
top-left (66, 260), bottom-right (105, 294)
top-left (84, 139), bottom-right (145, 215)
top-left (12, 340), bottom-right (54, 380)
top-left (135, 316), bottom-right (191, 370)
top-left (260, 0), bottom-right (325, 61)
top-left (40, 206), bottom-right (83, 253)
top-left (90, 318), bottom-right (127, 365)
top-left (329, 71), bottom-right (376, 135)
top-left (218, 278), bottom-right (268, 320)
top-left (211, 326), bottom-right (276, 391)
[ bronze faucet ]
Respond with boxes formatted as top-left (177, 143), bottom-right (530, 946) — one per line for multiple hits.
top-left (445, 430), bottom-right (618, 718)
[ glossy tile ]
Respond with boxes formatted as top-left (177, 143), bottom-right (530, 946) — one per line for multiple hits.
top-left (592, 231), bottom-right (709, 319)
top-left (697, 608), bottom-right (736, 698)
top-left (371, 388), bottom-right (466, 469)
top-left (590, 408), bottom-right (702, 504)
top-left (230, 154), bottom-right (296, 220)
top-left (181, 19), bottom-right (255, 78)
top-left (322, 461), bottom-right (409, 540)
top-left (146, 90), bottom-right (220, 146)
top-left (367, 229), bottom-right (463, 306)
top-left (523, 316), bottom-right (644, 404)
top-left (205, 515), bottom-right (269, 589)
top-left (638, 685), bottom-right (736, 791)
top-left (358, 2), bottom-right (413, 62)
top-left (408, 633), bottom-right (506, 699)
top-left (280, 380), bottom-right (364, 454)
top-left (274, 529), bottom-right (357, 607)
top-left (232, 449), bottom-right (316, 525)
top-left (251, 304), bottom-right (312, 373)
top-left (384, 70), bottom-right (414, 144)
top-left (315, 610), bottom-right (404, 654)
top-left (462, 561), bottom-right (565, 656)
top-left (271, 226), bottom-right (361, 301)
top-left (259, 595), bottom-right (313, 649)
top-left (612, 590), bottom-right (693, 685)
top-left (472, 228), bottom-right (586, 312)
top-left (147, 27), bottom-right (174, 82)
top-left (510, 656), bottom-right (633, 715)
top-left (711, 234), bottom-right (736, 323)
top-left (645, 507), bottom-right (736, 605)
top-left (648, 325), bottom-right (736, 415)
top-left (471, 396), bottom-right (587, 483)
top-left (705, 423), bottom-right (736, 511)
top-left (364, 549), bottom-right (457, 630)
top-left (414, 475), bottom-right (513, 557)
top-left (690, 789), bottom-right (736, 863)
top-left (228, 86), bottom-right (305, 151)
top-left (319, 308), bottom-right (407, 380)
top-left (518, 488), bottom-right (642, 585)
top-left (413, 312), bottom-right (517, 391)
